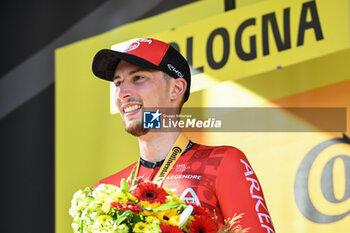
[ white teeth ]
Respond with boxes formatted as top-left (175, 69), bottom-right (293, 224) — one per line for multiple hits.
top-left (124, 105), bottom-right (141, 113)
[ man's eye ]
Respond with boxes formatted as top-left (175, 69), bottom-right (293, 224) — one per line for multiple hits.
top-left (133, 75), bottom-right (144, 81)
top-left (114, 81), bottom-right (121, 87)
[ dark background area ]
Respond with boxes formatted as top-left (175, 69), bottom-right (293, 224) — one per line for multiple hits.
top-left (0, 0), bottom-right (108, 78)
top-left (0, 0), bottom-right (235, 232)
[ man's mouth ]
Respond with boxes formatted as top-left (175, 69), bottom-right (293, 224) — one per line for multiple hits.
top-left (123, 104), bottom-right (142, 114)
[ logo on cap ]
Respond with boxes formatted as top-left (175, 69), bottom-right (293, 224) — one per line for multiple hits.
top-left (167, 64), bottom-right (184, 78)
top-left (124, 39), bottom-right (153, 52)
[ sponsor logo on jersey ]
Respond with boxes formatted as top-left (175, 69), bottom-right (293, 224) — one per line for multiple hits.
top-left (157, 146), bottom-right (182, 180)
top-left (175, 164), bottom-right (191, 172)
top-left (180, 188), bottom-right (201, 206)
top-left (241, 159), bottom-right (275, 233)
top-left (167, 174), bottom-right (202, 180)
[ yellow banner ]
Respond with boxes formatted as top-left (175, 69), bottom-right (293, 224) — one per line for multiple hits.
top-left (151, 0), bottom-right (349, 82)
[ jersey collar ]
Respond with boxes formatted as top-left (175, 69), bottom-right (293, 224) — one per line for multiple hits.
top-left (140, 141), bottom-right (194, 168)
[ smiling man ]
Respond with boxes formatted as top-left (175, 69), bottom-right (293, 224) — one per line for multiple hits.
top-left (91, 38), bottom-right (275, 232)
top-left (112, 60), bottom-right (185, 138)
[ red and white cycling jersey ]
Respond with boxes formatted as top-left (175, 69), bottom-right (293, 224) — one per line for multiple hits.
top-left (95, 143), bottom-right (275, 232)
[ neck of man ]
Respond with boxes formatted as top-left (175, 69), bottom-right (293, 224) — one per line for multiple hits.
top-left (138, 131), bottom-right (181, 163)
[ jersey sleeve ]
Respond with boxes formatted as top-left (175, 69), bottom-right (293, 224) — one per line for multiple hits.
top-left (216, 147), bottom-right (275, 233)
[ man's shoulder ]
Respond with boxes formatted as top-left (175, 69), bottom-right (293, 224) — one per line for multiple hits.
top-left (95, 162), bottom-right (137, 187)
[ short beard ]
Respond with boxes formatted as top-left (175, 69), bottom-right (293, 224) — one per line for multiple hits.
top-left (124, 119), bottom-right (150, 137)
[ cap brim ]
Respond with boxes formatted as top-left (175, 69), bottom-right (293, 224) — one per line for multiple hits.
top-left (92, 49), bottom-right (161, 81)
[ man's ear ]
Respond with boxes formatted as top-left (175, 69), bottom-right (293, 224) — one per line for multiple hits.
top-left (170, 78), bottom-right (187, 101)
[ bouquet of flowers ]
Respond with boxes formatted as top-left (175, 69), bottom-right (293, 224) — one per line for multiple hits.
top-left (69, 179), bottom-right (248, 233)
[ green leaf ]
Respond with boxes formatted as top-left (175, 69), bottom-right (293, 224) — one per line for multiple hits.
top-left (116, 210), bottom-right (134, 226)
top-left (78, 218), bottom-right (84, 233)
top-left (121, 179), bottom-right (129, 193)
top-left (152, 201), bottom-right (181, 212)
top-left (108, 207), bottom-right (117, 217)
top-left (86, 196), bottom-right (94, 203)
top-left (132, 213), bottom-right (143, 223)
top-left (177, 204), bottom-right (188, 214)
top-left (135, 204), bottom-right (152, 211)
top-left (83, 187), bottom-right (93, 195)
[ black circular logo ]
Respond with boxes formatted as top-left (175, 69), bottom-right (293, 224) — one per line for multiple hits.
top-left (294, 134), bottom-right (350, 223)
top-left (172, 147), bottom-right (181, 154)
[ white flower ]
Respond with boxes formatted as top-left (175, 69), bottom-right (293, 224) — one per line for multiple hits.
top-left (69, 189), bottom-right (93, 218)
top-left (92, 184), bottom-right (120, 201)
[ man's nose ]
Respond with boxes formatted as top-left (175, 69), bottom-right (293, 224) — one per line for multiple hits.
top-left (116, 81), bottom-right (132, 100)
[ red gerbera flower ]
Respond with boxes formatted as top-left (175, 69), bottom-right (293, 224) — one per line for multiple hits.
top-left (160, 224), bottom-right (183, 233)
top-left (110, 202), bottom-right (141, 213)
top-left (191, 204), bottom-right (211, 217)
top-left (189, 215), bottom-right (217, 233)
top-left (132, 182), bottom-right (167, 203)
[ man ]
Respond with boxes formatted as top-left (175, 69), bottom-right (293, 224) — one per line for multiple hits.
top-left (92, 38), bottom-right (275, 232)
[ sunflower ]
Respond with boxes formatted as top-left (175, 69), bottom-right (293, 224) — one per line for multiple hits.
top-left (145, 216), bottom-right (160, 224)
top-left (132, 182), bottom-right (167, 203)
top-left (189, 215), bottom-right (217, 233)
top-left (133, 222), bottom-right (152, 233)
top-left (162, 208), bottom-right (179, 224)
top-left (127, 192), bottom-right (137, 202)
top-left (164, 188), bottom-right (184, 204)
top-left (168, 215), bottom-right (180, 226)
top-left (160, 224), bottom-right (183, 233)
top-left (114, 192), bottom-right (129, 204)
top-left (138, 201), bottom-right (162, 217)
